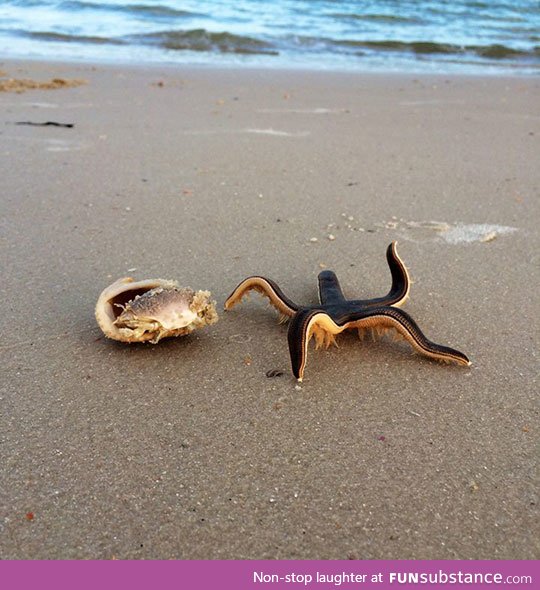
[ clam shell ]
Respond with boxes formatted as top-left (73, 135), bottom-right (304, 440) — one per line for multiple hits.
top-left (95, 277), bottom-right (218, 343)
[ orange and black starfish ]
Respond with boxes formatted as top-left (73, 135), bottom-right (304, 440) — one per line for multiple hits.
top-left (225, 242), bottom-right (470, 381)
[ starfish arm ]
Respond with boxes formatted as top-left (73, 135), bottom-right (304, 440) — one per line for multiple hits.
top-left (224, 276), bottom-right (299, 318)
top-left (383, 241), bottom-right (411, 307)
top-left (288, 309), bottom-right (323, 381)
top-left (288, 309), bottom-right (350, 381)
top-left (342, 306), bottom-right (471, 366)
top-left (317, 270), bottom-right (347, 305)
top-left (349, 241), bottom-right (411, 308)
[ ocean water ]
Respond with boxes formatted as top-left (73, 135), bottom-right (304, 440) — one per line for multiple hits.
top-left (0, 0), bottom-right (539, 74)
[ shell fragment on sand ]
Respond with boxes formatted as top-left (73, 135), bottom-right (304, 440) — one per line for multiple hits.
top-left (95, 277), bottom-right (218, 343)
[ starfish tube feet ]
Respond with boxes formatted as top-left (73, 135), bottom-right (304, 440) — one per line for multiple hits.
top-left (346, 307), bottom-right (470, 366)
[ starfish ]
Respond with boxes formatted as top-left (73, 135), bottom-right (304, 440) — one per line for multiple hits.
top-left (225, 242), bottom-right (471, 381)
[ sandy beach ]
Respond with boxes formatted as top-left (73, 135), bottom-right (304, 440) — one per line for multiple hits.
top-left (0, 60), bottom-right (538, 560)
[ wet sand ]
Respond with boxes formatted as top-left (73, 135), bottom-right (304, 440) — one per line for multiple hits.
top-left (0, 60), bottom-right (538, 560)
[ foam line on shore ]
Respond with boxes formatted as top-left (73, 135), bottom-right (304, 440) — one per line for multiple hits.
top-left (255, 108), bottom-right (346, 114)
top-left (183, 128), bottom-right (310, 137)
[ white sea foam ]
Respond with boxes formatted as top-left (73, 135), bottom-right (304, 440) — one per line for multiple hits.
top-left (243, 128), bottom-right (309, 137)
top-left (46, 139), bottom-right (87, 152)
top-left (183, 128), bottom-right (309, 137)
top-left (399, 220), bottom-right (518, 244)
top-left (441, 223), bottom-right (517, 244)
top-left (256, 108), bottom-right (345, 114)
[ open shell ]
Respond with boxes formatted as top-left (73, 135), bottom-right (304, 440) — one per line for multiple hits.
top-left (95, 277), bottom-right (218, 343)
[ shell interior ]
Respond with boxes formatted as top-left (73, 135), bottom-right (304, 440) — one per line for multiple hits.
top-left (95, 277), bottom-right (218, 343)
